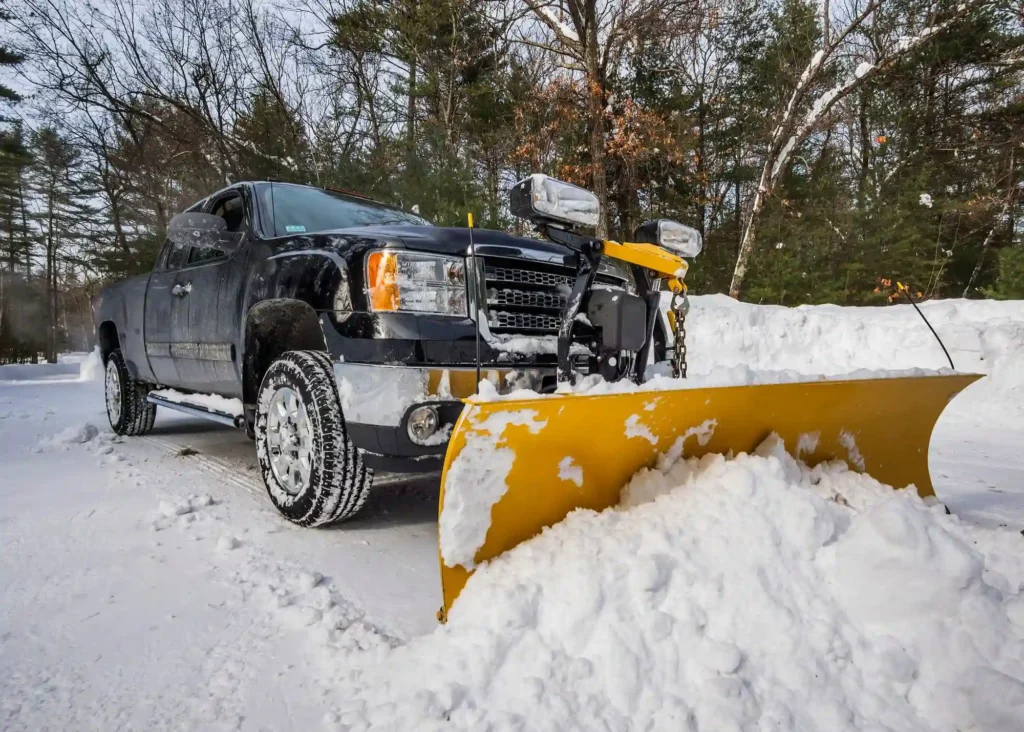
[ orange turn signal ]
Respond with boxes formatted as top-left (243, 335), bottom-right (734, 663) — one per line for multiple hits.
top-left (366, 251), bottom-right (399, 311)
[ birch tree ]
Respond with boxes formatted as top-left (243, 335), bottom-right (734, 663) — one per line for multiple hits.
top-left (728, 0), bottom-right (994, 298)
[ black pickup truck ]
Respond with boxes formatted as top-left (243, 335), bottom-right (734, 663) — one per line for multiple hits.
top-left (94, 178), bottom-right (696, 526)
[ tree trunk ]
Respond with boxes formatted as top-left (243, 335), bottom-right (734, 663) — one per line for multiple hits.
top-left (17, 178), bottom-right (29, 278)
top-left (729, 160), bottom-right (771, 298)
top-left (734, 151), bottom-right (742, 257)
top-left (5, 206), bottom-right (14, 272)
top-left (697, 88), bottom-right (707, 241)
top-left (858, 89), bottom-right (871, 211)
top-left (585, 50), bottom-right (608, 238)
top-left (406, 57), bottom-right (417, 157)
top-left (108, 187), bottom-right (136, 268)
top-left (964, 150), bottom-right (1017, 297)
top-left (46, 191), bottom-right (57, 364)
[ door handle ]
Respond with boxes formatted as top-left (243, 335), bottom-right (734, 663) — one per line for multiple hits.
top-left (172, 282), bottom-right (192, 297)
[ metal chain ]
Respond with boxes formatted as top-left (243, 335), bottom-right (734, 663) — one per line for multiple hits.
top-left (669, 292), bottom-right (688, 379)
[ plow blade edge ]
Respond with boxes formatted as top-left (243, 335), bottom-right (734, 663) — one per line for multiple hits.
top-left (437, 374), bottom-right (981, 616)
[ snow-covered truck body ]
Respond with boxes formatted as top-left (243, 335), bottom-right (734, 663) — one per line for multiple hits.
top-left (92, 181), bottom-right (643, 497)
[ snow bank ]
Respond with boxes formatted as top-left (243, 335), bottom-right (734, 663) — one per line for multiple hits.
top-left (0, 361), bottom-right (81, 382)
top-left (686, 295), bottom-right (1024, 418)
top-left (0, 351), bottom-right (102, 383)
top-left (473, 296), bottom-right (1024, 409)
top-left (326, 437), bottom-right (1024, 730)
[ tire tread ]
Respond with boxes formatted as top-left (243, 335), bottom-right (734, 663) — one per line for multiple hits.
top-left (106, 349), bottom-right (155, 437)
top-left (255, 350), bottom-right (372, 527)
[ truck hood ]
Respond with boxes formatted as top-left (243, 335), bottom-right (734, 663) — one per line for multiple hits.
top-left (316, 225), bottom-right (577, 267)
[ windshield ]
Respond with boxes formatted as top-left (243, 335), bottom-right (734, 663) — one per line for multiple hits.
top-left (257, 183), bottom-right (430, 237)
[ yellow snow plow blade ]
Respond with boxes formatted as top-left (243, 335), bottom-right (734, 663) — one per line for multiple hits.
top-left (437, 374), bottom-right (980, 617)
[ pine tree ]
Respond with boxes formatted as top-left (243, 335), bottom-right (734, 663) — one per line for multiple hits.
top-left (29, 127), bottom-right (93, 361)
top-left (0, 122), bottom-right (31, 273)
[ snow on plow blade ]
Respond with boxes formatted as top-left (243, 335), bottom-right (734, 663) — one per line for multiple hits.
top-left (437, 374), bottom-right (980, 616)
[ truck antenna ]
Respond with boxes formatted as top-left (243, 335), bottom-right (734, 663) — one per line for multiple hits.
top-left (469, 212), bottom-right (481, 393)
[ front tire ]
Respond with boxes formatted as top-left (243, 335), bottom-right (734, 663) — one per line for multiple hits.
top-left (255, 351), bottom-right (372, 526)
top-left (105, 349), bottom-right (156, 436)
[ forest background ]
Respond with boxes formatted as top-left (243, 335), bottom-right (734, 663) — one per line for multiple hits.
top-left (0, 0), bottom-right (1021, 361)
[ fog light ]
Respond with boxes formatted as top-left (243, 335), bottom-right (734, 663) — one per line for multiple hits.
top-left (407, 405), bottom-right (439, 444)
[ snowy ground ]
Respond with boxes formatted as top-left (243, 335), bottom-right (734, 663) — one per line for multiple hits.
top-left (1, 361), bottom-right (441, 731)
top-left (2, 297), bottom-right (1023, 731)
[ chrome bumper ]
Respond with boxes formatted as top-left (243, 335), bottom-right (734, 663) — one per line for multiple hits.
top-left (332, 363), bottom-right (550, 428)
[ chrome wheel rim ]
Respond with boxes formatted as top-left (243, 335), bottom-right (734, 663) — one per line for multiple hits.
top-left (265, 386), bottom-right (313, 495)
top-left (105, 360), bottom-right (122, 424)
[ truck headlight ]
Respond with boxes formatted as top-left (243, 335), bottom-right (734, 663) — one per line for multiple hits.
top-left (365, 250), bottom-right (468, 317)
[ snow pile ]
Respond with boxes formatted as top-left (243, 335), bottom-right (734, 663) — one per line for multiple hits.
top-left (686, 295), bottom-right (1024, 419)
top-left (474, 296), bottom-right (1024, 408)
top-left (687, 295), bottom-right (1022, 378)
top-left (325, 438), bottom-right (1024, 730)
top-left (78, 348), bottom-right (103, 381)
top-left (43, 422), bottom-right (100, 446)
top-left (157, 494), bottom-right (215, 519)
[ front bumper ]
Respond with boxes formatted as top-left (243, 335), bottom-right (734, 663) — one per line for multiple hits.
top-left (333, 362), bottom-right (552, 472)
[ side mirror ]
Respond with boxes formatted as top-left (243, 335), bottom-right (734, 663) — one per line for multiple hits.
top-left (509, 174), bottom-right (600, 229)
top-left (168, 212), bottom-right (242, 253)
top-left (634, 219), bottom-right (702, 258)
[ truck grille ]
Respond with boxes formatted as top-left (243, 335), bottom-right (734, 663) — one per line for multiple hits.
top-left (487, 311), bottom-right (563, 331)
top-left (488, 288), bottom-right (568, 310)
top-left (481, 256), bottom-right (629, 336)
top-left (485, 265), bottom-right (574, 288)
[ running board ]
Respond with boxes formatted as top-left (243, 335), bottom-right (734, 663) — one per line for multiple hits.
top-left (371, 470), bottom-right (442, 488)
top-left (147, 393), bottom-right (245, 428)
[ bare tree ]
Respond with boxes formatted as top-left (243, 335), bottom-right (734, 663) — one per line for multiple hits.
top-left (519, 0), bottom-right (700, 237)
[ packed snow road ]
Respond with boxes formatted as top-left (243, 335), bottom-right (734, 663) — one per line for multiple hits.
top-left (2, 296), bottom-right (1023, 731)
top-left (0, 362), bottom-right (443, 731)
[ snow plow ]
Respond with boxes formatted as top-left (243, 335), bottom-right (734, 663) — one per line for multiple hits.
top-left (436, 174), bottom-right (981, 618)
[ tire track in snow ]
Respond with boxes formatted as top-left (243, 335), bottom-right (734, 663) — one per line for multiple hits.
top-left (139, 435), bottom-right (264, 499)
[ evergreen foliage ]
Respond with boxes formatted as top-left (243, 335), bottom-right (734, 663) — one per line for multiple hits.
top-left (0, 0), bottom-right (1020, 361)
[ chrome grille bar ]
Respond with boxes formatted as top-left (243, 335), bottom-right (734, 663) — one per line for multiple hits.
top-left (485, 265), bottom-right (574, 288)
top-left (487, 288), bottom-right (569, 310)
top-left (487, 311), bottom-right (563, 331)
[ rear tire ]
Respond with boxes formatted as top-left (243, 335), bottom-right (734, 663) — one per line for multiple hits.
top-left (105, 349), bottom-right (156, 436)
top-left (255, 350), bottom-right (372, 526)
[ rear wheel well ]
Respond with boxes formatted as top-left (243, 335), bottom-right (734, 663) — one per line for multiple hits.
top-left (243, 300), bottom-right (327, 408)
top-left (98, 321), bottom-right (119, 364)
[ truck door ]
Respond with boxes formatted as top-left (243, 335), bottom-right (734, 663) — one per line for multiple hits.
top-left (175, 188), bottom-right (249, 396)
top-left (143, 237), bottom-right (192, 387)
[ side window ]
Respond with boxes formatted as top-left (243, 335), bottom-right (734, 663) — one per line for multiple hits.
top-left (187, 243), bottom-right (223, 266)
top-left (187, 192), bottom-right (245, 265)
top-left (212, 193), bottom-right (245, 233)
top-left (161, 239), bottom-right (191, 271)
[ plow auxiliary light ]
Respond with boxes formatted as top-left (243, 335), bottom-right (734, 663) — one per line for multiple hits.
top-left (634, 219), bottom-right (703, 259)
top-left (509, 174), bottom-right (600, 229)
